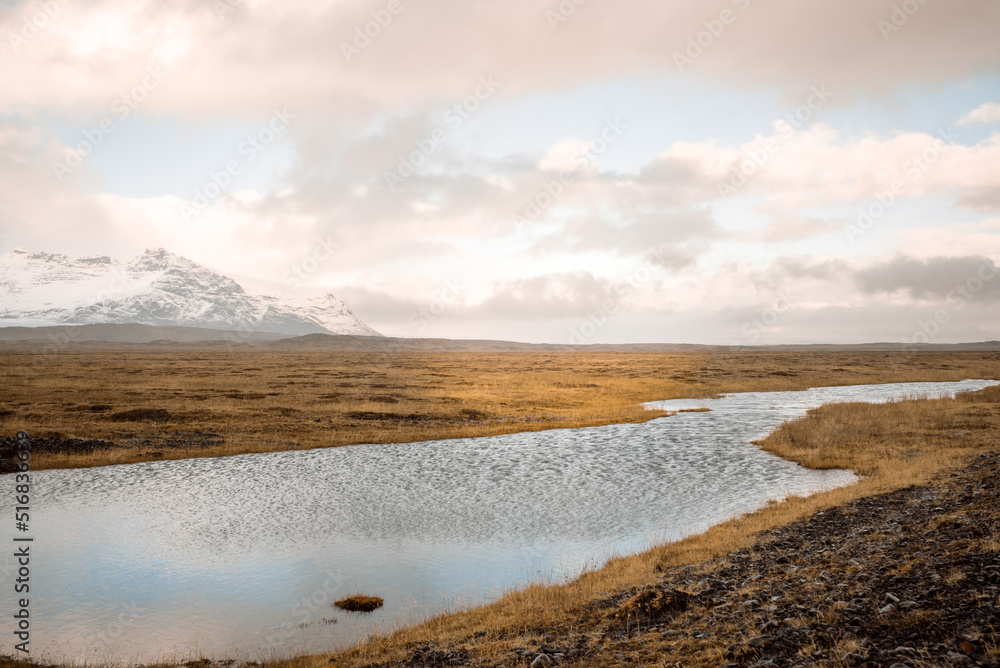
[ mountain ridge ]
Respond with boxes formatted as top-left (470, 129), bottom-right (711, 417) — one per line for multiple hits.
top-left (0, 247), bottom-right (380, 337)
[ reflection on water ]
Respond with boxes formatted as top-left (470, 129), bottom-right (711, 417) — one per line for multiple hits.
top-left (10, 380), bottom-right (996, 664)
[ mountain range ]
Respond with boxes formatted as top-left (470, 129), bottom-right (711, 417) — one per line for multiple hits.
top-left (0, 247), bottom-right (380, 337)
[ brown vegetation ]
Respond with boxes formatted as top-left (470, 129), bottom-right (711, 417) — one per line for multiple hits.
top-left (1, 348), bottom-right (997, 471)
top-left (0, 353), bottom-right (997, 667)
top-left (334, 596), bottom-right (385, 613)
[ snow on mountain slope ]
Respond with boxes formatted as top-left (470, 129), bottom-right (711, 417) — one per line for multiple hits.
top-left (0, 247), bottom-right (381, 337)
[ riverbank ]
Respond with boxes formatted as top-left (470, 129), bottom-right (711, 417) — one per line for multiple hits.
top-left (336, 454), bottom-right (1000, 667)
top-left (0, 383), bottom-right (997, 667)
top-left (2, 349), bottom-right (998, 471)
top-left (298, 384), bottom-right (1000, 667)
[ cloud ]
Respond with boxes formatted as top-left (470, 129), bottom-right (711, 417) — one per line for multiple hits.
top-left (855, 255), bottom-right (1000, 302)
top-left (958, 102), bottom-right (1000, 125)
top-left (3, 0), bottom-right (999, 346)
top-left (653, 123), bottom-right (1000, 211)
top-left (646, 246), bottom-right (700, 272)
top-left (0, 118), bottom-right (126, 255)
top-left (472, 272), bottom-right (626, 320)
top-left (742, 208), bottom-right (846, 242)
top-left (3, 0), bottom-right (999, 118)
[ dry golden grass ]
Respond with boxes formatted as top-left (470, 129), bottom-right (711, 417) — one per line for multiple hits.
top-left (288, 381), bottom-right (1000, 668)
top-left (334, 596), bottom-right (384, 613)
top-left (757, 383), bottom-right (1000, 477)
top-left (1, 348), bottom-right (997, 471)
top-left (1, 349), bottom-right (998, 667)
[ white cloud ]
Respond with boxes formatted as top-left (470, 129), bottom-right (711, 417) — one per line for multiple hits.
top-left (958, 102), bottom-right (1000, 125)
top-left (3, 0), bottom-right (1000, 343)
top-left (3, 0), bottom-right (1000, 118)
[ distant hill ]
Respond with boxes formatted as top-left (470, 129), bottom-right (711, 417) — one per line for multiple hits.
top-left (264, 334), bottom-right (1000, 352)
top-left (1, 323), bottom-right (996, 352)
top-left (0, 323), bottom-right (289, 344)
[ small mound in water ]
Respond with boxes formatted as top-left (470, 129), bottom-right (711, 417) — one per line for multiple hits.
top-left (678, 407), bottom-right (711, 413)
top-left (334, 595), bottom-right (384, 612)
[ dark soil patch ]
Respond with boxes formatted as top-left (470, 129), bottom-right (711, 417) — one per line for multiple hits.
top-left (345, 411), bottom-right (430, 423)
top-left (106, 408), bottom-right (171, 422)
top-left (67, 403), bottom-right (112, 412)
top-left (334, 595), bottom-right (384, 612)
top-left (0, 434), bottom-right (114, 471)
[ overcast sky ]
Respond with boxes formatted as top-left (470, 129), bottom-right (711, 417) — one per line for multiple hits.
top-left (1, 0), bottom-right (999, 344)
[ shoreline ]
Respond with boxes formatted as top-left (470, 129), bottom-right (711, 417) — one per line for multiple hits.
top-left (3, 384), bottom-right (997, 667)
top-left (2, 349), bottom-right (999, 473)
top-left (2, 359), bottom-right (999, 667)
top-left (310, 383), bottom-right (1000, 667)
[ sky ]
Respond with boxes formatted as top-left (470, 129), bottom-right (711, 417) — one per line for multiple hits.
top-left (1, 0), bottom-right (999, 345)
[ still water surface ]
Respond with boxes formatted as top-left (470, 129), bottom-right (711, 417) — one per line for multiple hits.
top-left (10, 379), bottom-right (997, 664)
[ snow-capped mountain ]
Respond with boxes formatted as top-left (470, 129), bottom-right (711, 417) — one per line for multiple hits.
top-left (0, 247), bottom-right (381, 337)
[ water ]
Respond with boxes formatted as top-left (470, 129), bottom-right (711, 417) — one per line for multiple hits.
top-left (6, 379), bottom-right (996, 664)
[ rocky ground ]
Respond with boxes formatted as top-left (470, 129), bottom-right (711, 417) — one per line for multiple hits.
top-left (0, 434), bottom-right (113, 471)
top-left (367, 452), bottom-right (1000, 667)
top-left (0, 430), bottom-right (229, 471)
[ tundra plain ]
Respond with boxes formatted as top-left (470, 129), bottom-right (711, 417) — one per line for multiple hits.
top-left (0, 348), bottom-right (997, 471)
top-left (1, 349), bottom-right (999, 667)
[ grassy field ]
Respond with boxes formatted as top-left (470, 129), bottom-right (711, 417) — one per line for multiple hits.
top-left (0, 349), bottom-right (998, 667)
top-left (0, 348), bottom-right (998, 470)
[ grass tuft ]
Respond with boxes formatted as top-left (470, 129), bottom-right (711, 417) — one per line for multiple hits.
top-left (334, 596), bottom-right (384, 613)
